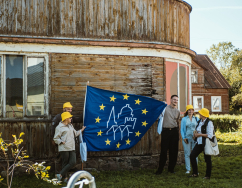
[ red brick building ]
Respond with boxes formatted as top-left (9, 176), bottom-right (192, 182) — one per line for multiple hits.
top-left (191, 55), bottom-right (231, 114)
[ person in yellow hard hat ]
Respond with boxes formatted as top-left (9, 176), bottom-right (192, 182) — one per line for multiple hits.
top-left (189, 108), bottom-right (214, 179)
top-left (53, 112), bottom-right (86, 182)
top-left (51, 102), bottom-right (83, 145)
top-left (181, 105), bottom-right (199, 174)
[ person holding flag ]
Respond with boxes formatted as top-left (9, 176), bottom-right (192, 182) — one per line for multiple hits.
top-left (51, 102), bottom-right (83, 146)
top-left (53, 112), bottom-right (86, 182)
top-left (155, 95), bottom-right (180, 175)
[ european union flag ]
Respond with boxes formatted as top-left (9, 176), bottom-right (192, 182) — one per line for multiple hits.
top-left (83, 86), bottom-right (167, 151)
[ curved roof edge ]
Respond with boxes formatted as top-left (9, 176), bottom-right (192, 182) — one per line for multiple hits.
top-left (0, 36), bottom-right (197, 58)
top-left (176, 0), bottom-right (192, 12)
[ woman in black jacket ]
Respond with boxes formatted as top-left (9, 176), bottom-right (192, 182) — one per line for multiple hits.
top-left (189, 108), bottom-right (214, 179)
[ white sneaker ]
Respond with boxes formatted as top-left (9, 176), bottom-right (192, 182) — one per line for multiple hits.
top-left (56, 174), bottom-right (62, 181)
top-left (185, 171), bottom-right (190, 174)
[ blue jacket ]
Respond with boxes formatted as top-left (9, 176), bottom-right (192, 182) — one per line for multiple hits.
top-left (181, 116), bottom-right (199, 140)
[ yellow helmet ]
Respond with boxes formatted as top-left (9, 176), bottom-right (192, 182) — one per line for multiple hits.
top-left (198, 108), bottom-right (209, 118)
top-left (186, 105), bottom-right (194, 112)
top-left (61, 112), bottom-right (73, 121)
top-left (63, 102), bottom-right (73, 109)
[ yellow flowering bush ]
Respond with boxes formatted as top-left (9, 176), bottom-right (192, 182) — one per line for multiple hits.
top-left (0, 132), bottom-right (61, 188)
top-left (210, 114), bottom-right (242, 132)
top-left (216, 127), bottom-right (242, 144)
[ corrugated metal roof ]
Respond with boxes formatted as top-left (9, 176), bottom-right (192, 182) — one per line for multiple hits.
top-left (193, 55), bottom-right (231, 89)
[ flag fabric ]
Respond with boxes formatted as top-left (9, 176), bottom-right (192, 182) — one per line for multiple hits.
top-left (83, 86), bottom-right (167, 152)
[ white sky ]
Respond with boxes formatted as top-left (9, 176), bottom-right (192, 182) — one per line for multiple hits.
top-left (184, 0), bottom-right (242, 54)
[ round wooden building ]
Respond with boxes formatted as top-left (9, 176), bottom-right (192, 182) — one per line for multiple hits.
top-left (0, 0), bottom-right (195, 170)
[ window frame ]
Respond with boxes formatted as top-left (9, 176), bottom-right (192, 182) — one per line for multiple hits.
top-left (211, 96), bottom-right (222, 112)
top-left (0, 53), bottom-right (49, 119)
top-left (191, 70), bottom-right (198, 83)
top-left (193, 96), bottom-right (204, 112)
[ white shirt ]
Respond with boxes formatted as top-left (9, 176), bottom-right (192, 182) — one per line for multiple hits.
top-left (196, 118), bottom-right (214, 145)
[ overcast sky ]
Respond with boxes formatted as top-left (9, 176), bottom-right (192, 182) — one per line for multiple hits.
top-left (184, 0), bottom-right (242, 54)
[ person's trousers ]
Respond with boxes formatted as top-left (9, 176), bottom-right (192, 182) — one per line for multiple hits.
top-left (60, 150), bottom-right (76, 178)
top-left (157, 128), bottom-right (179, 173)
top-left (182, 139), bottom-right (196, 171)
top-left (190, 144), bottom-right (212, 177)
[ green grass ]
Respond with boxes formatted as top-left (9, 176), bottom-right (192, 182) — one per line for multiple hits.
top-left (1, 132), bottom-right (242, 188)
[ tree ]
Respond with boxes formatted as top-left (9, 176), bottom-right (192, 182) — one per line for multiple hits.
top-left (206, 42), bottom-right (238, 70)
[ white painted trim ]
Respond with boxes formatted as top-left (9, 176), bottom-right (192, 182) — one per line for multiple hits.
top-left (211, 96), bottom-right (222, 112)
top-left (0, 55), bottom-right (3, 116)
top-left (177, 62), bottom-right (180, 110)
top-left (165, 58), bottom-right (191, 66)
top-left (193, 96), bottom-right (204, 112)
top-left (2, 55), bottom-right (6, 118)
top-left (0, 42), bottom-right (192, 64)
top-left (0, 54), bottom-right (49, 118)
top-left (189, 64), bottom-right (192, 104)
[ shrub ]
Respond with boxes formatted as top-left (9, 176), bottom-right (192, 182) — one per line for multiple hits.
top-left (0, 132), bottom-right (60, 188)
top-left (216, 128), bottom-right (242, 144)
top-left (210, 114), bottom-right (242, 132)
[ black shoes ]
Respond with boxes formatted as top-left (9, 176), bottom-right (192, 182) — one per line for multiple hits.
top-left (155, 170), bottom-right (162, 175)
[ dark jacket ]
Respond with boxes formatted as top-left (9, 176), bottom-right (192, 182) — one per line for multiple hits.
top-left (195, 118), bottom-right (214, 147)
top-left (51, 113), bottom-right (83, 139)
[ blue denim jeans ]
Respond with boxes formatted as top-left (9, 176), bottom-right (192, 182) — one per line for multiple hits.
top-left (182, 139), bottom-right (196, 171)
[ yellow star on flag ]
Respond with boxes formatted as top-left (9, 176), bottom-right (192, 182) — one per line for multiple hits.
top-left (105, 138), bottom-right (111, 145)
top-left (99, 104), bottom-right (105, 110)
top-left (126, 138), bottom-right (131, 145)
top-left (142, 121), bottom-right (148, 127)
top-left (135, 98), bottom-right (142, 105)
top-left (135, 131), bottom-right (141, 137)
top-left (97, 130), bottom-right (103, 136)
top-left (123, 94), bottom-right (129, 100)
top-left (142, 109), bottom-right (148, 115)
top-left (116, 142), bottom-right (121, 148)
top-left (95, 116), bottom-right (101, 123)
top-left (110, 95), bottom-right (116, 102)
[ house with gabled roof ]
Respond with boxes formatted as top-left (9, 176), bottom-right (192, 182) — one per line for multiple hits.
top-left (191, 55), bottom-right (231, 114)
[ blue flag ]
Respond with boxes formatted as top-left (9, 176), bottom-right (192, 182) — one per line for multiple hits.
top-left (83, 86), bottom-right (167, 151)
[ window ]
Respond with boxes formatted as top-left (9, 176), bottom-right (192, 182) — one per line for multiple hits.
top-left (193, 96), bottom-right (204, 112)
top-left (0, 54), bottom-right (48, 118)
top-left (211, 96), bottom-right (222, 112)
top-left (191, 70), bottom-right (198, 83)
top-left (165, 61), bottom-right (190, 113)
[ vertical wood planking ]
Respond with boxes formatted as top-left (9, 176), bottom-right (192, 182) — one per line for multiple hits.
top-left (0, 0), bottom-right (191, 48)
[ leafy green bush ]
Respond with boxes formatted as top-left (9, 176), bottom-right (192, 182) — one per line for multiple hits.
top-left (210, 114), bottom-right (242, 132)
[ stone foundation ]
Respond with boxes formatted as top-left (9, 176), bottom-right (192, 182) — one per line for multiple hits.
top-left (80, 151), bottom-right (185, 171)
top-left (0, 151), bottom-right (185, 175)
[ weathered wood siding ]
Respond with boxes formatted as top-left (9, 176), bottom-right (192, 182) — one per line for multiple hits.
top-left (0, 53), bottom-right (187, 158)
top-left (0, 0), bottom-right (191, 48)
top-left (50, 53), bottom-right (169, 157)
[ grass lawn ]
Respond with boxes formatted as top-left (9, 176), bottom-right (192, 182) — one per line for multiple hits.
top-left (1, 141), bottom-right (242, 188)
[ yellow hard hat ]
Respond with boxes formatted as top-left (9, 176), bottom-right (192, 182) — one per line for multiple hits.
top-left (198, 108), bottom-right (209, 118)
top-left (63, 102), bottom-right (73, 109)
top-left (186, 105), bottom-right (194, 112)
top-left (61, 112), bottom-right (73, 121)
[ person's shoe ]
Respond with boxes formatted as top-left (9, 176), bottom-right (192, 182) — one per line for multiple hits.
top-left (56, 174), bottom-right (62, 181)
top-left (64, 177), bottom-right (69, 183)
top-left (185, 171), bottom-right (190, 174)
top-left (188, 174), bottom-right (198, 178)
top-left (168, 170), bottom-right (175, 174)
top-left (203, 176), bottom-right (210, 180)
top-left (155, 170), bottom-right (162, 175)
